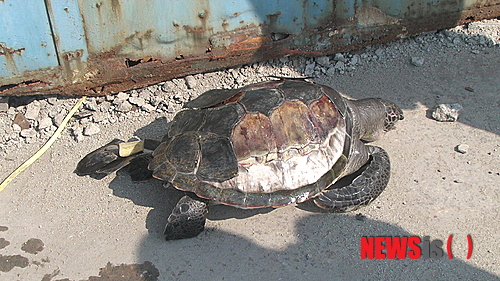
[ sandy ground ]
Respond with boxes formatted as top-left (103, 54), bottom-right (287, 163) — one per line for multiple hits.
top-left (0, 20), bottom-right (499, 280)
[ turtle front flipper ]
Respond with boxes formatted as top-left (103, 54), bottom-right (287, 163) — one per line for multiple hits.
top-left (164, 196), bottom-right (208, 240)
top-left (313, 146), bottom-right (390, 212)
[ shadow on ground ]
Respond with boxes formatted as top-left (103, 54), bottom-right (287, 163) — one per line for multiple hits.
top-left (133, 213), bottom-right (497, 280)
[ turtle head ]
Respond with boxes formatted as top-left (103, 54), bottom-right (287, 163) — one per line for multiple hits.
top-left (379, 99), bottom-right (404, 131)
top-left (348, 98), bottom-right (403, 142)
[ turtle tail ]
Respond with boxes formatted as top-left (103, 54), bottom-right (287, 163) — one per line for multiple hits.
top-left (313, 145), bottom-right (390, 212)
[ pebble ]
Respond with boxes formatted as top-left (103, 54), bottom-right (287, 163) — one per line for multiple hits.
top-left (83, 123), bottom-right (100, 136)
top-left (140, 103), bottom-right (156, 113)
top-left (0, 20), bottom-right (496, 151)
top-left (91, 112), bottom-right (107, 123)
top-left (20, 128), bottom-right (37, 138)
top-left (184, 75), bottom-right (197, 89)
top-left (116, 101), bottom-right (133, 112)
top-left (47, 97), bottom-right (58, 105)
top-left (350, 54), bottom-right (361, 65)
top-left (456, 144), bottom-right (469, 154)
top-left (410, 56), bottom-right (425, 66)
top-left (83, 99), bottom-right (99, 111)
top-left (326, 67), bottom-right (336, 76)
top-left (53, 112), bottom-right (66, 127)
top-left (334, 61), bottom-right (345, 71)
top-left (25, 103), bottom-right (40, 120)
top-left (333, 53), bottom-right (346, 62)
top-left (304, 63), bottom-right (315, 76)
top-left (0, 97), bottom-right (8, 112)
top-left (13, 113), bottom-right (31, 129)
top-left (99, 101), bottom-right (112, 112)
top-left (128, 96), bottom-right (146, 107)
top-left (12, 123), bottom-right (21, 132)
top-left (38, 117), bottom-right (53, 130)
top-left (431, 103), bottom-right (463, 122)
top-left (315, 56), bottom-right (330, 67)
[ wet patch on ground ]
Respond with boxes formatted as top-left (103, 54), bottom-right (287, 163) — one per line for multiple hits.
top-left (21, 238), bottom-right (45, 254)
top-left (0, 254), bottom-right (30, 272)
top-left (41, 261), bottom-right (160, 281)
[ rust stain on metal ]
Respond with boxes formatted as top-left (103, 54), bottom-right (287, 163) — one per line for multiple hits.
top-left (0, 43), bottom-right (26, 74)
top-left (0, 46), bottom-right (26, 56)
top-left (1, 3), bottom-right (500, 97)
top-left (125, 56), bottom-right (158, 67)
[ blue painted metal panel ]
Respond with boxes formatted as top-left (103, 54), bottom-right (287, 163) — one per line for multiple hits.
top-left (0, 0), bottom-right (58, 78)
top-left (78, 0), bottom-right (335, 58)
top-left (45, 0), bottom-right (88, 82)
top-left (45, 0), bottom-right (87, 59)
top-left (1, 0), bottom-right (499, 96)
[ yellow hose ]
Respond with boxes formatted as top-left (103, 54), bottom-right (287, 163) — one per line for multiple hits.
top-left (0, 96), bottom-right (87, 193)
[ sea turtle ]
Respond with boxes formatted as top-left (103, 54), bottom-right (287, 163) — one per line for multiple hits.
top-left (76, 79), bottom-right (403, 240)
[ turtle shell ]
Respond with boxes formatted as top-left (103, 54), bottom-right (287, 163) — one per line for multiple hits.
top-left (149, 79), bottom-right (351, 208)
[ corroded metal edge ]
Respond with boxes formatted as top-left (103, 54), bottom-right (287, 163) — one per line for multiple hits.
top-left (1, 4), bottom-right (500, 97)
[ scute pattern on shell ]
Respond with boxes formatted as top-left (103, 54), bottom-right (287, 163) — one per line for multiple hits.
top-left (150, 79), bottom-right (350, 208)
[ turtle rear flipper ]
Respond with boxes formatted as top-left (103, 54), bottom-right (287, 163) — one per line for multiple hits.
top-left (164, 196), bottom-right (208, 240)
top-left (314, 146), bottom-right (390, 212)
top-left (127, 153), bottom-right (154, 181)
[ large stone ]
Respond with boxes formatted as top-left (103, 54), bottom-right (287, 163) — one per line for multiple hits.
top-left (432, 103), bottom-right (462, 122)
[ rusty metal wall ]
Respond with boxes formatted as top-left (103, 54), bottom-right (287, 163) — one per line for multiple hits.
top-left (1, 0), bottom-right (500, 96)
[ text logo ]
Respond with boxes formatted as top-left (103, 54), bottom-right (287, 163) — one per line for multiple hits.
top-left (360, 235), bottom-right (473, 259)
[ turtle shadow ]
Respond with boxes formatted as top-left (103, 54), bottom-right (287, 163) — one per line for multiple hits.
top-left (108, 172), bottom-right (275, 234)
top-left (136, 213), bottom-right (499, 280)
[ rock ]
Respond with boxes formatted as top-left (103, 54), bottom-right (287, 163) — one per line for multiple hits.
top-left (128, 96), bottom-right (145, 107)
top-left (315, 56), bottom-right (330, 67)
top-left (410, 56), bottom-right (425, 67)
top-left (455, 144), bottom-right (469, 154)
top-left (20, 128), bottom-right (37, 138)
top-left (334, 61), bottom-right (345, 71)
top-left (83, 99), bottom-right (99, 111)
top-left (326, 67), bottom-right (336, 76)
top-left (304, 62), bottom-right (315, 76)
top-left (53, 112), bottom-right (66, 127)
top-left (350, 54), bottom-right (361, 65)
top-left (113, 92), bottom-right (129, 104)
top-left (91, 112), bottom-right (107, 123)
top-left (12, 124), bottom-right (22, 132)
top-left (38, 117), bottom-right (53, 130)
top-left (47, 97), bottom-right (58, 105)
top-left (0, 97), bottom-right (8, 112)
top-left (374, 48), bottom-right (384, 57)
top-left (333, 53), bottom-right (346, 62)
top-left (25, 103), bottom-right (40, 120)
top-left (431, 103), bottom-right (463, 122)
top-left (140, 104), bottom-right (156, 113)
top-left (83, 123), bottom-right (100, 136)
top-left (116, 101), bottom-right (133, 112)
top-left (13, 113), bottom-right (31, 129)
top-left (184, 75), bottom-right (197, 89)
top-left (98, 101), bottom-right (112, 112)
top-left (74, 110), bottom-right (92, 119)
